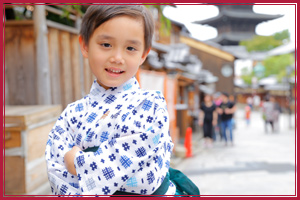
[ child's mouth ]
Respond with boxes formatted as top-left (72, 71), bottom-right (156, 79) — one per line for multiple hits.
top-left (105, 68), bottom-right (125, 74)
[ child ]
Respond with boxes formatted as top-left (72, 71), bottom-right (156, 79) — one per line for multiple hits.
top-left (245, 105), bottom-right (251, 126)
top-left (45, 5), bottom-right (176, 196)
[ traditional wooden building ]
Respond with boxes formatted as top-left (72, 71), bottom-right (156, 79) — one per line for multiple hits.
top-left (180, 36), bottom-right (236, 95)
top-left (194, 4), bottom-right (283, 46)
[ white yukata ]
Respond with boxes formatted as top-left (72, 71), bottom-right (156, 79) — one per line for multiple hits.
top-left (45, 77), bottom-right (176, 196)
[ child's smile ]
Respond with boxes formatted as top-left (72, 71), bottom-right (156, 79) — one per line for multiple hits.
top-left (105, 67), bottom-right (125, 77)
top-left (80, 15), bottom-right (149, 90)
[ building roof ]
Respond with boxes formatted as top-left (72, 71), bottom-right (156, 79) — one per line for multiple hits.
top-left (223, 41), bottom-right (296, 60)
top-left (148, 41), bottom-right (218, 84)
top-left (264, 84), bottom-right (290, 91)
top-left (168, 18), bottom-right (191, 34)
top-left (193, 10), bottom-right (282, 26)
top-left (267, 41), bottom-right (296, 56)
top-left (211, 32), bottom-right (256, 46)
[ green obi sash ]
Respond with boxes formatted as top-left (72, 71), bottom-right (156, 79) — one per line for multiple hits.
top-left (83, 146), bottom-right (200, 197)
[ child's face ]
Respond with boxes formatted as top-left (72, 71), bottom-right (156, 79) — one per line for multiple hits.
top-left (204, 95), bottom-right (211, 102)
top-left (80, 16), bottom-right (149, 89)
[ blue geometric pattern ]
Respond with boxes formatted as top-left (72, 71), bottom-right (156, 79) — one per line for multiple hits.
top-left (100, 132), bottom-right (109, 143)
top-left (55, 125), bottom-right (65, 134)
top-left (152, 134), bottom-right (160, 145)
top-left (86, 178), bottom-right (96, 191)
top-left (45, 77), bottom-right (175, 195)
top-left (102, 167), bottom-right (115, 180)
top-left (135, 147), bottom-right (147, 157)
top-left (87, 113), bottom-right (97, 123)
top-left (126, 176), bottom-right (138, 187)
top-left (142, 100), bottom-right (153, 111)
top-left (76, 155), bottom-right (85, 167)
top-left (75, 103), bottom-right (84, 112)
top-left (123, 83), bottom-right (132, 91)
top-left (104, 95), bottom-right (117, 104)
top-left (120, 155), bottom-right (132, 169)
top-left (147, 171), bottom-right (155, 184)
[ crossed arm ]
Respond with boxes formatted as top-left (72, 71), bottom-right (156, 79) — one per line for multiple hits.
top-left (64, 146), bottom-right (82, 175)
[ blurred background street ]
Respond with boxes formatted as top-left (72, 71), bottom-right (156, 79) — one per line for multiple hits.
top-left (174, 107), bottom-right (296, 196)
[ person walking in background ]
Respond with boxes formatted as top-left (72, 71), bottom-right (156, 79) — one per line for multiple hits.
top-left (229, 94), bottom-right (237, 129)
top-left (262, 95), bottom-right (276, 133)
top-left (213, 92), bottom-right (223, 141)
top-left (270, 96), bottom-right (281, 132)
top-left (246, 96), bottom-right (253, 110)
top-left (245, 105), bottom-right (251, 126)
top-left (199, 94), bottom-right (217, 148)
top-left (217, 92), bottom-right (236, 146)
top-left (253, 94), bottom-right (261, 111)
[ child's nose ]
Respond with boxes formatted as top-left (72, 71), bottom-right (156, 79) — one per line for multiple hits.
top-left (110, 49), bottom-right (124, 64)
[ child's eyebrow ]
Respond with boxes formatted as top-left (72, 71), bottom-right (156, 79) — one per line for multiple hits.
top-left (96, 34), bottom-right (113, 40)
top-left (127, 40), bottom-right (142, 46)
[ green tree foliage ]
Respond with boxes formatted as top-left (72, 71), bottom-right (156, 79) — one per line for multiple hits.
top-left (274, 30), bottom-right (290, 41)
top-left (240, 67), bottom-right (255, 85)
top-left (240, 30), bottom-right (290, 52)
top-left (47, 4), bottom-right (86, 27)
top-left (264, 54), bottom-right (294, 82)
top-left (239, 30), bottom-right (294, 85)
top-left (144, 4), bottom-right (172, 36)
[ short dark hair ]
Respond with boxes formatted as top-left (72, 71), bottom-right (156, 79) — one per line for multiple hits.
top-left (80, 5), bottom-right (154, 54)
top-left (222, 92), bottom-right (229, 98)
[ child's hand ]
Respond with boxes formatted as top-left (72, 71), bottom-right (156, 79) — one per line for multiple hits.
top-left (64, 146), bottom-right (82, 175)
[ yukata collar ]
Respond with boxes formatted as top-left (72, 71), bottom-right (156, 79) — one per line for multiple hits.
top-left (89, 76), bottom-right (140, 100)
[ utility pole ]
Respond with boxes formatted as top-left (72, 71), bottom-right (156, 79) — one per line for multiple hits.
top-left (33, 5), bottom-right (52, 104)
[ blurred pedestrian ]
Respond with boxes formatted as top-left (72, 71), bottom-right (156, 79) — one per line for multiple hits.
top-left (246, 96), bottom-right (253, 110)
top-left (217, 92), bottom-right (237, 146)
top-left (253, 94), bottom-right (261, 110)
top-left (229, 94), bottom-right (237, 129)
top-left (199, 94), bottom-right (217, 148)
top-left (270, 96), bottom-right (281, 132)
top-left (214, 92), bottom-right (223, 107)
top-left (245, 105), bottom-right (251, 126)
top-left (213, 92), bottom-right (223, 141)
top-left (262, 95), bottom-right (276, 133)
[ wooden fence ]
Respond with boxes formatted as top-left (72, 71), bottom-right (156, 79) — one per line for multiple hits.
top-left (5, 5), bottom-right (94, 109)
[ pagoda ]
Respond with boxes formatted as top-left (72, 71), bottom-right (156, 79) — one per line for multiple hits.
top-left (194, 4), bottom-right (283, 45)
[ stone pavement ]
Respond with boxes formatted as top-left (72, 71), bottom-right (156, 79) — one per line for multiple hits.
top-left (172, 107), bottom-right (296, 196)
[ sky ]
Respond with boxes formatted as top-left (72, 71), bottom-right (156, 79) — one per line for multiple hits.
top-left (163, 3), bottom-right (296, 42)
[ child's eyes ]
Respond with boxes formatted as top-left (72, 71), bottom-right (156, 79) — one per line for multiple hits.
top-left (127, 46), bottom-right (136, 51)
top-left (100, 44), bottom-right (137, 51)
top-left (101, 43), bottom-right (112, 48)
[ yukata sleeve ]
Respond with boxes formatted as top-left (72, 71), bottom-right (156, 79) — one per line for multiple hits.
top-left (73, 94), bottom-right (174, 195)
top-left (45, 105), bottom-right (80, 195)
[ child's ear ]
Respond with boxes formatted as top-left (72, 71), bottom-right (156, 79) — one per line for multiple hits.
top-left (79, 35), bottom-right (89, 58)
top-left (140, 48), bottom-right (151, 65)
